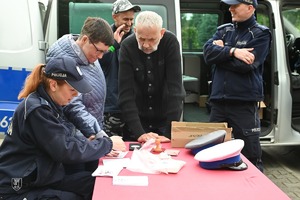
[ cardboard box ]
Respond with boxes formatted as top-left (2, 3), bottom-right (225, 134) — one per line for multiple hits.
top-left (199, 95), bottom-right (208, 107)
top-left (171, 121), bottom-right (232, 147)
top-left (258, 101), bottom-right (266, 119)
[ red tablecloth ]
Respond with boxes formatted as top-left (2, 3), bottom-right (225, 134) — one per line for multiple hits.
top-left (92, 143), bottom-right (290, 200)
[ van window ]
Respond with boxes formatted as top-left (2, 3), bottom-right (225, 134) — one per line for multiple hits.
top-left (181, 13), bottom-right (218, 52)
top-left (282, 5), bottom-right (300, 73)
top-left (256, 5), bottom-right (270, 28)
top-left (282, 6), bottom-right (300, 37)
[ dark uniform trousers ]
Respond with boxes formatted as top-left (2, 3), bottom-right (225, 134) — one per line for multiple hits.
top-left (209, 100), bottom-right (263, 172)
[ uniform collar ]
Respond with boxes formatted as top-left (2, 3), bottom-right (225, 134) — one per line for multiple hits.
top-left (37, 84), bottom-right (64, 115)
top-left (234, 15), bottom-right (257, 30)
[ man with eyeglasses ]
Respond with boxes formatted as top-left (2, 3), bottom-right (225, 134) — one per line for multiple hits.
top-left (99, 0), bottom-right (141, 138)
top-left (46, 17), bottom-right (121, 174)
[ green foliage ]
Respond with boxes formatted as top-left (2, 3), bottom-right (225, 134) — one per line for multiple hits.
top-left (181, 13), bottom-right (218, 51)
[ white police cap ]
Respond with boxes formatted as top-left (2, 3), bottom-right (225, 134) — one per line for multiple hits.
top-left (194, 139), bottom-right (248, 170)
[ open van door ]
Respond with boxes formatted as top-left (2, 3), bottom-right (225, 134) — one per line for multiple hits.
top-left (0, 0), bottom-right (48, 134)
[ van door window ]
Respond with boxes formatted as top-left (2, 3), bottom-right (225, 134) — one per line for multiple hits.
top-left (181, 13), bottom-right (218, 52)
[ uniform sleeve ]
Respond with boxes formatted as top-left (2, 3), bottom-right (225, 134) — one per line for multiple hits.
top-left (203, 29), bottom-right (232, 66)
top-left (28, 107), bottom-right (112, 163)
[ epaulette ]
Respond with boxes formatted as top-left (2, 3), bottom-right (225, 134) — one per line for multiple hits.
top-left (217, 23), bottom-right (234, 31)
top-left (252, 23), bottom-right (269, 32)
top-left (249, 23), bottom-right (271, 39)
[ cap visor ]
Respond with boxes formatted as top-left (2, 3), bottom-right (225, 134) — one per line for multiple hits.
top-left (221, 0), bottom-right (241, 5)
top-left (67, 79), bottom-right (93, 94)
top-left (228, 161), bottom-right (248, 171)
top-left (132, 5), bottom-right (141, 12)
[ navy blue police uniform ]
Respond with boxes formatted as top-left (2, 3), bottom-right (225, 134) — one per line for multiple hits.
top-left (0, 85), bottom-right (112, 200)
top-left (203, 15), bottom-right (271, 171)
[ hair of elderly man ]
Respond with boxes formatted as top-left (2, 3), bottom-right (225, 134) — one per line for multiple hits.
top-left (135, 11), bottom-right (163, 29)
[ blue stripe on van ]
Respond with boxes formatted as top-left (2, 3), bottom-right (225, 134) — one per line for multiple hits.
top-left (0, 67), bottom-right (31, 134)
top-left (0, 67), bottom-right (31, 102)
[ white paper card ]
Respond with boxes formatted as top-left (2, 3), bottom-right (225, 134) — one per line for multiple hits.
top-left (105, 151), bottom-right (128, 159)
top-left (92, 165), bottom-right (123, 177)
top-left (103, 158), bottom-right (131, 168)
top-left (112, 176), bottom-right (149, 186)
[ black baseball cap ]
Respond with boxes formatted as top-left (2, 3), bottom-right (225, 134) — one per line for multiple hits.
top-left (221, 0), bottom-right (258, 8)
top-left (44, 57), bottom-right (93, 93)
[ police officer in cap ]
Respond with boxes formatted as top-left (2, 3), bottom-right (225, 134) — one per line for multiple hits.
top-left (0, 57), bottom-right (124, 199)
top-left (203, 0), bottom-right (272, 172)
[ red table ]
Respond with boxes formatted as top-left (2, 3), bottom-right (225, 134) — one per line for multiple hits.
top-left (93, 143), bottom-right (290, 200)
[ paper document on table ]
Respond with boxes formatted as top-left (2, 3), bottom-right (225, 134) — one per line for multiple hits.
top-left (113, 176), bottom-right (149, 186)
top-left (105, 151), bottom-right (128, 159)
top-left (103, 157), bottom-right (131, 168)
top-left (92, 165), bottom-right (123, 177)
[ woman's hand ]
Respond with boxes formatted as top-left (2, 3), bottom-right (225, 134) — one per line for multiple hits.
top-left (110, 136), bottom-right (126, 151)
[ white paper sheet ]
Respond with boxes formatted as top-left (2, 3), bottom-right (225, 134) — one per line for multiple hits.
top-left (103, 157), bottom-right (131, 168)
top-left (112, 176), bottom-right (149, 186)
top-left (92, 165), bottom-right (123, 177)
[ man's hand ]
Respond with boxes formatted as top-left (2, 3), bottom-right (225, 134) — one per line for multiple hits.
top-left (88, 135), bottom-right (96, 141)
top-left (137, 132), bottom-right (159, 143)
top-left (114, 24), bottom-right (126, 43)
top-left (106, 150), bottom-right (120, 157)
top-left (212, 39), bottom-right (224, 47)
top-left (233, 48), bottom-right (255, 64)
top-left (158, 135), bottom-right (171, 143)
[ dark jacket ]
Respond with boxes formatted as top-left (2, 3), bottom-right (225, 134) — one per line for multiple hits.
top-left (99, 24), bottom-right (133, 113)
top-left (118, 31), bottom-right (186, 140)
top-left (0, 85), bottom-right (112, 195)
top-left (203, 15), bottom-right (271, 102)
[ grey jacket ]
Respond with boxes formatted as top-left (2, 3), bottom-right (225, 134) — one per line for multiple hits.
top-left (47, 34), bottom-right (106, 137)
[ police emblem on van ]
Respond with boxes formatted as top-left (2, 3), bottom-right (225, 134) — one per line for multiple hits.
top-left (11, 178), bottom-right (22, 191)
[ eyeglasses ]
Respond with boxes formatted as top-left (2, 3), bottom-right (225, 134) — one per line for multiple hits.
top-left (88, 37), bottom-right (102, 54)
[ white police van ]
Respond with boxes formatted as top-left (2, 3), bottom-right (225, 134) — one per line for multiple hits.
top-left (1, 0), bottom-right (300, 146)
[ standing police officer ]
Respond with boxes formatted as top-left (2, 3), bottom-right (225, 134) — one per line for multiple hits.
top-left (203, 0), bottom-right (272, 172)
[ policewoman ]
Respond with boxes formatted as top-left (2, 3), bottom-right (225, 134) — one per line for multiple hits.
top-left (0, 57), bottom-right (114, 200)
